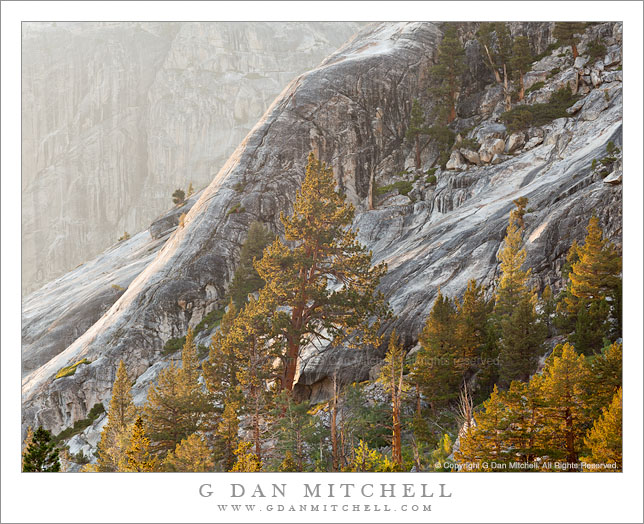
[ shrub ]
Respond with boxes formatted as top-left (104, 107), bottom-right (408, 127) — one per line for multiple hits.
top-left (606, 141), bottom-right (620, 155)
top-left (54, 359), bottom-right (91, 380)
top-left (53, 403), bottom-right (105, 444)
top-left (426, 174), bottom-right (438, 185)
top-left (376, 180), bottom-right (413, 197)
top-left (591, 158), bottom-right (598, 170)
top-left (525, 81), bottom-right (545, 95)
top-left (457, 137), bottom-right (480, 151)
top-left (426, 167), bottom-right (437, 176)
top-left (111, 284), bottom-right (125, 292)
top-left (586, 39), bottom-right (606, 62)
top-left (117, 232), bottom-right (130, 242)
top-left (226, 203), bottom-right (245, 216)
top-left (179, 212), bottom-right (186, 228)
top-left (532, 42), bottom-right (560, 63)
top-left (172, 189), bottom-right (185, 205)
top-left (500, 87), bottom-right (579, 132)
top-left (162, 336), bottom-right (186, 355)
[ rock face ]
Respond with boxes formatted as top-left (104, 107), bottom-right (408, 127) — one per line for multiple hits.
top-left (21, 22), bottom-right (363, 294)
top-left (22, 22), bottom-right (622, 449)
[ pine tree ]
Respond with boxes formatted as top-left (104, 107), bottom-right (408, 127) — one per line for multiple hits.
top-left (22, 427), bottom-right (61, 472)
top-left (538, 343), bottom-right (589, 466)
top-left (144, 332), bottom-right (212, 456)
top-left (405, 99), bottom-right (428, 170)
top-left (172, 188), bottom-right (185, 205)
top-left (164, 433), bottom-right (214, 472)
top-left (234, 296), bottom-right (276, 461)
top-left (123, 417), bottom-right (158, 472)
top-left (254, 152), bottom-right (389, 391)
top-left (411, 290), bottom-right (461, 411)
top-left (553, 22), bottom-right (587, 59)
top-left (582, 341), bottom-right (622, 422)
top-left (510, 36), bottom-right (533, 101)
top-left (278, 451), bottom-right (299, 472)
top-left (454, 385), bottom-right (511, 470)
top-left (228, 222), bottom-right (274, 309)
top-left (454, 280), bottom-right (490, 377)
top-left (476, 23), bottom-right (513, 108)
top-left (96, 360), bottom-right (136, 471)
top-left (564, 215), bottom-right (621, 353)
top-left (377, 330), bottom-right (408, 466)
top-left (214, 398), bottom-right (241, 471)
top-left (429, 24), bottom-right (466, 123)
top-left (186, 182), bottom-right (194, 198)
top-left (495, 208), bottom-right (545, 385)
top-left (271, 393), bottom-right (317, 471)
top-left (581, 388), bottom-right (622, 471)
top-left (229, 441), bottom-right (262, 472)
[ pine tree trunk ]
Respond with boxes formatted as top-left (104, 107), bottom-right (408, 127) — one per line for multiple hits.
top-left (253, 392), bottom-right (261, 461)
top-left (571, 43), bottom-right (578, 59)
top-left (415, 135), bottom-right (421, 170)
top-left (503, 64), bottom-right (512, 111)
top-left (565, 408), bottom-right (577, 465)
top-left (331, 376), bottom-right (339, 471)
top-left (518, 72), bottom-right (525, 101)
top-left (483, 45), bottom-right (502, 84)
top-left (283, 338), bottom-right (300, 391)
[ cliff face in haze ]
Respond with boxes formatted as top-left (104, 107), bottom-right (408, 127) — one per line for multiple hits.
top-left (21, 22), bottom-right (622, 461)
top-left (21, 22), bottom-right (363, 294)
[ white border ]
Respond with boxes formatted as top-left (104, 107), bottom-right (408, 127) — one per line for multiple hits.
top-left (2, 2), bottom-right (642, 523)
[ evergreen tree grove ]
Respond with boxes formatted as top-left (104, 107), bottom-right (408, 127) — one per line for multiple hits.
top-left (430, 24), bottom-right (466, 123)
top-left (254, 152), bottom-right (389, 391)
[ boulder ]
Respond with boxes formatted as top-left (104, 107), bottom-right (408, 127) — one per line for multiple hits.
top-left (603, 171), bottom-right (622, 185)
top-left (460, 148), bottom-right (481, 165)
top-left (524, 136), bottom-right (544, 150)
top-left (566, 98), bottom-right (586, 115)
top-left (574, 56), bottom-right (588, 69)
top-left (474, 122), bottom-right (506, 142)
top-left (479, 137), bottom-right (505, 163)
top-left (590, 70), bottom-right (602, 88)
top-left (604, 48), bottom-right (622, 67)
top-left (505, 132), bottom-right (526, 154)
top-left (595, 60), bottom-right (605, 72)
top-left (445, 150), bottom-right (468, 170)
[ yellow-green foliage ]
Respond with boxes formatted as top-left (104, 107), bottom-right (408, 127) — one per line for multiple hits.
top-left (55, 359), bottom-right (91, 380)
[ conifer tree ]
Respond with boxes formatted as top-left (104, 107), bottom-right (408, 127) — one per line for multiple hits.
top-left (172, 188), bottom-right (186, 205)
top-left (271, 393), bottom-right (317, 471)
top-left (582, 388), bottom-right (622, 471)
top-left (406, 99), bottom-right (428, 170)
top-left (22, 427), bottom-right (61, 472)
top-left (254, 152), bottom-right (389, 391)
top-left (495, 208), bottom-right (545, 385)
top-left (214, 398), bottom-right (241, 471)
top-left (187, 182), bottom-right (194, 198)
top-left (510, 36), bottom-right (533, 101)
top-left (229, 441), bottom-right (262, 472)
top-left (538, 343), bottom-right (589, 466)
top-left (123, 417), bottom-right (158, 472)
top-left (454, 280), bottom-right (490, 377)
top-left (411, 290), bottom-right (461, 411)
top-left (582, 341), bottom-right (622, 422)
top-left (234, 297), bottom-right (276, 460)
top-left (163, 433), bottom-right (214, 472)
top-left (229, 222), bottom-right (275, 309)
top-left (278, 451), bottom-right (299, 472)
top-left (96, 360), bottom-right (136, 471)
top-left (377, 330), bottom-right (408, 466)
top-left (430, 24), bottom-right (466, 123)
top-left (553, 22), bottom-right (587, 59)
top-left (564, 215), bottom-right (621, 353)
top-left (454, 386), bottom-right (510, 469)
top-left (144, 332), bottom-right (212, 456)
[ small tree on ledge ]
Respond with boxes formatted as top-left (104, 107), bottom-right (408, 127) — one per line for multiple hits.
top-left (172, 188), bottom-right (186, 205)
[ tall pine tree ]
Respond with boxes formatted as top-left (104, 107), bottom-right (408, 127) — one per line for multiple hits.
top-left (254, 152), bottom-right (389, 391)
top-left (22, 427), bottom-right (61, 472)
